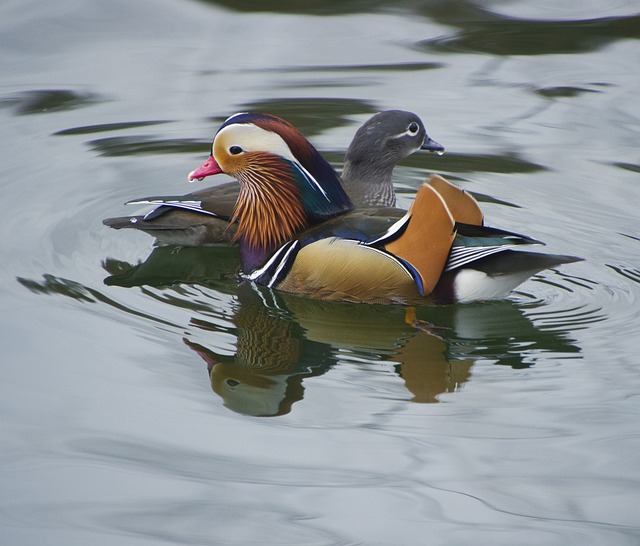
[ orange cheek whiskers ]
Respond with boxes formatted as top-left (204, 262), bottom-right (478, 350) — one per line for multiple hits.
top-left (230, 157), bottom-right (308, 250)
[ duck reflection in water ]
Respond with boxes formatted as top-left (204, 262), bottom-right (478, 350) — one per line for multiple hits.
top-left (184, 283), bottom-right (339, 417)
top-left (182, 281), bottom-right (474, 416)
top-left (104, 246), bottom-right (581, 417)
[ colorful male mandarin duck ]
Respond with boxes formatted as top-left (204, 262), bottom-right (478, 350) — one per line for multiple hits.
top-left (103, 110), bottom-right (442, 246)
top-left (185, 112), bottom-right (581, 304)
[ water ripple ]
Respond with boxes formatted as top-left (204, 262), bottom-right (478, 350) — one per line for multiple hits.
top-left (525, 304), bottom-right (607, 332)
top-left (608, 264), bottom-right (640, 286)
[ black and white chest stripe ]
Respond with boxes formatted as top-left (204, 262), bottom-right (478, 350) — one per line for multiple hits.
top-left (243, 240), bottom-right (301, 288)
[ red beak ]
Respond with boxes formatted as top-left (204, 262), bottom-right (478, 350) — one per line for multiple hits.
top-left (188, 155), bottom-right (223, 182)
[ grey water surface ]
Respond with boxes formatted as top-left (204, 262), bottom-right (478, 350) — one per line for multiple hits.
top-left (1, 0), bottom-right (640, 544)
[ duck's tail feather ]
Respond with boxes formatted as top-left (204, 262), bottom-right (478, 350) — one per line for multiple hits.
top-left (467, 249), bottom-right (583, 276)
top-left (434, 250), bottom-right (583, 303)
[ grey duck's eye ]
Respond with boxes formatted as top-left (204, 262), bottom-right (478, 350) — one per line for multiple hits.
top-left (408, 122), bottom-right (419, 135)
top-left (229, 145), bottom-right (243, 155)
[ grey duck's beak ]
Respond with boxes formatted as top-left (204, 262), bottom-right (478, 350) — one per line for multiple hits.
top-left (421, 136), bottom-right (444, 155)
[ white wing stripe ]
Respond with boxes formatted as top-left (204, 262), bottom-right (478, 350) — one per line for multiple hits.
top-left (366, 214), bottom-right (411, 246)
top-left (127, 200), bottom-right (226, 220)
top-left (445, 245), bottom-right (510, 271)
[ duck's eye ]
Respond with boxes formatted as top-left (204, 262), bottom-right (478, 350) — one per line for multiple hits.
top-left (408, 122), bottom-right (419, 135)
top-left (229, 145), bottom-right (243, 155)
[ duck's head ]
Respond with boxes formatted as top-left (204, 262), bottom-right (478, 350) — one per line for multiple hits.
top-left (344, 110), bottom-right (444, 169)
top-left (189, 113), bottom-right (353, 260)
top-left (340, 110), bottom-right (444, 207)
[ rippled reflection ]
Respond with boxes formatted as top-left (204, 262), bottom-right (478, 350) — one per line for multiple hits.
top-left (97, 246), bottom-right (586, 416)
top-left (186, 284), bottom-right (339, 416)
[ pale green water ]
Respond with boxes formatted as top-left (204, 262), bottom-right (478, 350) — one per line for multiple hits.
top-left (1, 0), bottom-right (640, 544)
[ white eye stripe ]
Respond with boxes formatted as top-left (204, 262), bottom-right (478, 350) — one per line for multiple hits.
top-left (215, 123), bottom-right (296, 159)
top-left (214, 122), bottom-right (330, 201)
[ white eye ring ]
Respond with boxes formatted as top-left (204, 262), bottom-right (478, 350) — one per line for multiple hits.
top-left (408, 122), bottom-right (419, 135)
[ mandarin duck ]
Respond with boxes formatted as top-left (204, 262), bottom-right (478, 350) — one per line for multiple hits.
top-left (184, 112), bottom-right (581, 304)
top-left (103, 110), bottom-right (442, 246)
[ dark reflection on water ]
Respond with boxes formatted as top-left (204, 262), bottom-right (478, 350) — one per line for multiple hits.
top-left (1, 89), bottom-right (102, 115)
top-left (534, 86), bottom-right (603, 99)
top-left (54, 98), bottom-right (379, 159)
top-left (612, 162), bottom-right (640, 174)
top-left (103, 246), bottom-right (241, 290)
top-left (237, 97), bottom-right (377, 137)
top-left (53, 120), bottom-right (171, 136)
top-left (87, 136), bottom-right (210, 157)
top-left (200, 0), bottom-right (640, 56)
top-left (18, 274), bottom-right (100, 303)
top-left (417, 5), bottom-right (640, 56)
top-left (401, 151), bottom-right (547, 175)
top-left (95, 245), bottom-right (585, 416)
top-left (271, 61), bottom-right (445, 73)
top-left (197, 0), bottom-right (401, 16)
